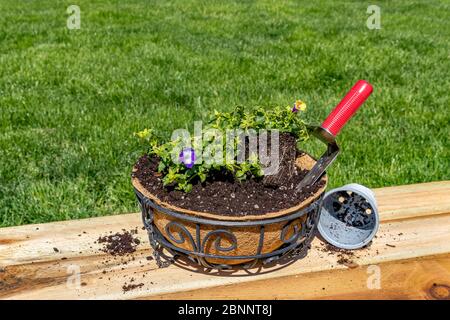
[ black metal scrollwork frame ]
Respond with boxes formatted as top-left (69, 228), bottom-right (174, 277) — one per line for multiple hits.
top-left (135, 188), bottom-right (323, 270)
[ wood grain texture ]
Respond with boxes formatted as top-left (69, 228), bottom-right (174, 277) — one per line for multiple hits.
top-left (0, 181), bottom-right (449, 300)
top-left (151, 254), bottom-right (450, 300)
top-left (374, 180), bottom-right (450, 222)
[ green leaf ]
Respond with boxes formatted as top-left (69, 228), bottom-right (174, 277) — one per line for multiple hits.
top-left (157, 161), bottom-right (166, 172)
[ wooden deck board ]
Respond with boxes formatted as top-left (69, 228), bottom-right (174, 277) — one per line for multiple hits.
top-left (1, 181), bottom-right (449, 300)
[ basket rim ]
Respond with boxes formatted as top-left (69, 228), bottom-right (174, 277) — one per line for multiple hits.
top-left (131, 153), bottom-right (327, 222)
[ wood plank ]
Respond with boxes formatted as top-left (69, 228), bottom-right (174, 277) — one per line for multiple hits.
top-left (373, 181), bottom-right (450, 222)
top-left (0, 181), bottom-right (449, 300)
top-left (150, 254), bottom-right (450, 300)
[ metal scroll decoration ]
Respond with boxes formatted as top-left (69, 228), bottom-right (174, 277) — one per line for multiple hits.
top-left (135, 188), bottom-right (323, 270)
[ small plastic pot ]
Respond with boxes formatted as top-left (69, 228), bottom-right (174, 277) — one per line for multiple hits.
top-left (318, 183), bottom-right (379, 250)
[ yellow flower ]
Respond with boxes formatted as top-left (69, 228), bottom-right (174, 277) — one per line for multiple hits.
top-left (294, 100), bottom-right (307, 111)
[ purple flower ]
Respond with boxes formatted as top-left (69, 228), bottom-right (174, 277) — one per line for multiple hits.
top-left (179, 147), bottom-right (196, 169)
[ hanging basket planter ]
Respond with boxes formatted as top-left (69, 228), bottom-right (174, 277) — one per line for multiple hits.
top-left (132, 153), bottom-right (327, 269)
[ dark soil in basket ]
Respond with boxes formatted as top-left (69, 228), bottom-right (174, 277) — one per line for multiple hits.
top-left (132, 133), bottom-right (325, 217)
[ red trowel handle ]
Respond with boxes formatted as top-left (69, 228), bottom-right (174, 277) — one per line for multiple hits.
top-left (321, 80), bottom-right (373, 136)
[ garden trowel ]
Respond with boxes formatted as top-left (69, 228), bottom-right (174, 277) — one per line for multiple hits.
top-left (296, 80), bottom-right (373, 191)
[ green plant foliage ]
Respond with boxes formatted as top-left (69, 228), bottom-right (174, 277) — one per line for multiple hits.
top-left (135, 104), bottom-right (309, 192)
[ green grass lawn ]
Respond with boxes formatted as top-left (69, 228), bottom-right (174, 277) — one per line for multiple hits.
top-left (0, 0), bottom-right (449, 227)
